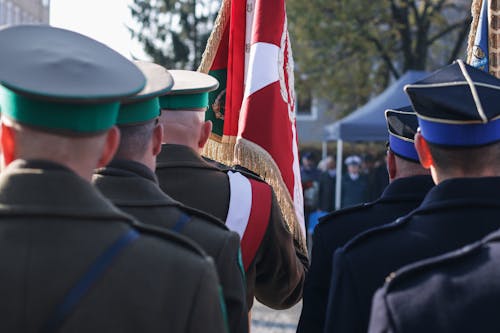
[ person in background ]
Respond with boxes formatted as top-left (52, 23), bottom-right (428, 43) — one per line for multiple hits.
top-left (341, 155), bottom-right (368, 208)
top-left (325, 60), bottom-right (500, 333)
top-left (318, 155), bottom-right (336, 213)
top-left (297, 106), bottom-right (433, 333)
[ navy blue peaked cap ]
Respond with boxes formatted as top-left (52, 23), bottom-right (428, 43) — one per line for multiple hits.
top-left (385, 106), bottom-right (419, 162)
top-left (404, 60), bottom-right (500, 147)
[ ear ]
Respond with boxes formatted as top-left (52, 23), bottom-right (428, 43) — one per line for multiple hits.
top-left (198, 120), bottom-right (212, 149)
top-left (1, 123), bottom-right (16, 167)
top-left (414, 132), bottom-right (433, 169)
top-left (97, 126), bottom-right (120, 168)
top-left (152, 122), bottom-right (164, 157)
top-left (387, 149), bottom-right (397, 180)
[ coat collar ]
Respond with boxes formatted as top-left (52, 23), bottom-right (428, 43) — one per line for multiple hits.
top-left (156, 144), bottom-right (220, 171)
top-left (0, 159), bottom-right (128, 219)
top-left (94, 159), bottom-right (178, 207)
top-left (419, 177), bottom-right (500, 209)
top-left (379, 175), bottom-right (434, 202)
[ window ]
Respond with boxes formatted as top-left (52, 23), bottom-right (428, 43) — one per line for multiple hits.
top-left (296, 92), bottom-right (318, 121)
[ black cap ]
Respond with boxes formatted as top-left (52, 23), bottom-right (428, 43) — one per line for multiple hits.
top-left (385, 106), bottom-right (419, 162)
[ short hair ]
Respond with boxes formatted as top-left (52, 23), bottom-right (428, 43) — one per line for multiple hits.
top-left (427, 141), bottom-right (500, 174)
top-left (116, 120), bottom-right (156, 160)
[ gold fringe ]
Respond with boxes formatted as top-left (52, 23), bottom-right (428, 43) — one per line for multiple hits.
top-left (234, 138), bottom-right (308, 256)
top-left (198, 0), bottom-right (231, 73)
top-left (202, 135), bottom-right (237, 166)
top-left (467, 0), bottom-right (482, 64)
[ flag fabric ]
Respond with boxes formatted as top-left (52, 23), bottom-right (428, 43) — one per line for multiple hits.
top-left (199, 0), bottom-right (307, 254)
top-left (469, 0), bottom-right (489, 71)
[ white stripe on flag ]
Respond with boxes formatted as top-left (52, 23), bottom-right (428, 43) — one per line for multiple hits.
top-left (243, 42), bottom-right (280, 98)
top-left (226, 171), bottom-right (252, 239)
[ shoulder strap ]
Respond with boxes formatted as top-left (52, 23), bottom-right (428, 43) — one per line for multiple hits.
top-left (226, 171), bottom-right (271, 270)
top-left (41, 229), bottom-right (140, 333)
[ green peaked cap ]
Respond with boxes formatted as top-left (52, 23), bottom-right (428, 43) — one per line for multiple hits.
top-left (0, 25), bottom-right (145, 133)
top-left (159, 70), bottom-right (219, 110)
top-left (117, 61), bottom-right (174, 125)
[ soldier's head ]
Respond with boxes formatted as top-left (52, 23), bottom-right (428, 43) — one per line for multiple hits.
top-left (0, 25), bottom-right (145, 180)
top-left (385, 106), bottom-right (429, 182)
top-left (114, 61), bottom-right (173, 171)
top-left (159, 70), bottom-right (219, 153)
top-left (405, 60), bottom-right (500, 184)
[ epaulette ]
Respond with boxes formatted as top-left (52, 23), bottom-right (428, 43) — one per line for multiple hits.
top-left (384, 239), bottom-right (484, 292)
top-left (318, 202), bottom-right (375, 225)
top-left (130, 219), bottom-right (209, 257)
top-left (342, 213), bottom-right (411, 252)
top-left (201, 156), bottom-right (232, 171)
top-left (168, 199), bottom-right (230, 231)
top-left (230, 164), bottom-right (266, 182)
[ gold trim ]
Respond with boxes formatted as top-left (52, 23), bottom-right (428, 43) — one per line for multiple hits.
top-left (390, 133), bottom-right (415, 143)
top-left (234, 138), bottom-right (308, 256)
top-left (202, 135), bottom-right (237, 166)
top-left (457, 59), bottom-right (488, 123)
top-left (198, 0), bottom-right (231, 74)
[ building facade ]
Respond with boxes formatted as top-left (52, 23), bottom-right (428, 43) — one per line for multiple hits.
top-left (0, 0), bottom-right (50, 25)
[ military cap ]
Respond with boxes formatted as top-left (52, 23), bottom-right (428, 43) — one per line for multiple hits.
top-left (117, 61), bottom-right (174, 125)
top-left (385, 106), bottom-right (420, 162)
top-left (0, 25), bottom-right (145, 134)
top-left (159, 70), bottom-right (219, 110)
top-left (345, 155), bottom-right (362, 166)
top-left (404, 59), bottom-right (500, 147)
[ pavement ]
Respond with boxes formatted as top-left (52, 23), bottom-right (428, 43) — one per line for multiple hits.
top-left (250, 299), bottom-right (302, 333)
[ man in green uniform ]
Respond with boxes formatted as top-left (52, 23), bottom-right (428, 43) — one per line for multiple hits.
top-left (0, 25), bottom-right (227, 333)
top-left (156, 70), bottom-right (308, 310)
top-left (93, 61), bottom-right (247, 333)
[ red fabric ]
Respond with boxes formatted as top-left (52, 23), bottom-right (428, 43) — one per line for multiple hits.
top-left (252, 0), bottom-right (284, 45)
top-left (238, 81), bottom-right (296, 195)
top-left (224, 0), bottom-right (246, 137)
top-left (241, 179), bottom-right (272, 270)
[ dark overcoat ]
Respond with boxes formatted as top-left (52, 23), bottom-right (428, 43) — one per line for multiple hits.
top-left (297, 175), bottom-right (434, 333)
top-left (156, 144), bottom-right (308, 309)
top-left (324, 177), bottom-right (500, 333)
top-left (0, 159), bottom-right (227, 333)
top-left (93, 159), bottom-right (248, 333)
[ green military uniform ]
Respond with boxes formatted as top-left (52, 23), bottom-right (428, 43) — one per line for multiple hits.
top-left (0, 26), bottom-right (227, 333)
top-left (93, 61), bottom-right (246, 333)
top-left (156, 70), bottom-right (308, 309)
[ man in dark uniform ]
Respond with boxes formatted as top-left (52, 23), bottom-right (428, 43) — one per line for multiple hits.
top-left (369, 231), bottom-right (500, 333)
top-left (297, 107), bottom-right (433, 333)
top-left (155, 70), bottom-right (308, 310)
top-left (93, 61), bottom-right (248, 333)
top-left (0, 25), bottom-right (227, 333)
top-left (324, 60), bottom-right (500, 333)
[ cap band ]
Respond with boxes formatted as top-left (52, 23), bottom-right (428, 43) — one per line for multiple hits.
top-left (159, 92), bottom-right (209, 110)
top-left (418, 116), bottom-right (500, 146)
top-left (389, 134), bottom-right (419, 162)
top-left (117, 97), bottom-right (160, 125)
top-left (0, 86), bottom-right (119, 133)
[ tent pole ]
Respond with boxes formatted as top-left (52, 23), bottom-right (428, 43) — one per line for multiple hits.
top-left (335, 140), bottom-right (343, 210)
top-left (322, 141), bottom-right (327, 160)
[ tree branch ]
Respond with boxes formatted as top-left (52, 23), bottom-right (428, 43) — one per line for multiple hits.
top-left (427, 17), bottom-right (471, 45)
top-left (447, 15), bottom-right (473, 64)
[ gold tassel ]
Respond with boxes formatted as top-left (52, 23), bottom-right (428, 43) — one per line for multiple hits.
top-left (467, 0), bottom-right (482, 64)
top-left (202, 135), bottom-right (237, 166)
top-left (234, 138), bottom-right (308, 256)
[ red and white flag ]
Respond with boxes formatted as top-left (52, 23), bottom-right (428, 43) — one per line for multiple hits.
top-left (199, 0), bottom-right (306, 253)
